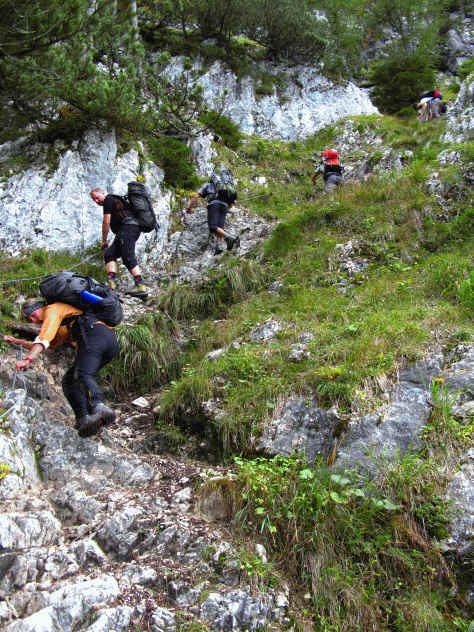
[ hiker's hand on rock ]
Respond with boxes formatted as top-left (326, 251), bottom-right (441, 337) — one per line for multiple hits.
top-left (186, 207), bottom-right (193, 214)
top-left (102, 240), bottom-right (108, 251)
top-left (4, 335), bottom-right (18, 344)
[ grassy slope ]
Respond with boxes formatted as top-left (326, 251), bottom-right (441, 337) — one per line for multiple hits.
top-left (0, 109), bottom-right (472, 632)
top-left (154, 112), bottom-right (473, 632)
top-left (163, 113), bottom-right (472, 632)
top-left (157, 114), bottom-right (473, 457)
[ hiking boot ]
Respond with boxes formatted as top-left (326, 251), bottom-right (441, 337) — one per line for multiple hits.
top-left (88, 402), bottom-right (116, 426)
top-left (225, 235), bottom-right (240, 251)
top-left (129, 282), bottom-right (149, 297)
top-left (106, 278), bottom-right (117, 290)
top-left (214, 246), bottom-right (224, 256)
top-left (76, 415), bottom-right (100, 438)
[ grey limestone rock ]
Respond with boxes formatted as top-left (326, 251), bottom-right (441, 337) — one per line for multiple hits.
top-left (257, 397), bottom-right (339, 465)
top-left (151, 606), bottom-right (176, 632)
top-left (0, 128), bottom-right (171, 262)
top-left (167, 59), bottom-right (377, 141)
top-left (2, 574), bottom-right (119, 632)
top-left (86, 606), bottom-right (134, 632)
top-left (335, 354), bottom-right (444, 476)
top-left (442, 449), bottom-right (474, 604)
top-left (443, 76), bottom-right (474, 145)
top-left (288, 344), bottom-right (310, 363)
top-left (200, 586), bottom-right (286, 631)
top-left (250, 318), bottom-right (282, 344)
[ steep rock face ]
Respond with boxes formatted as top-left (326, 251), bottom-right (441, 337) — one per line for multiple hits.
top-left (443, 13), bottom-right (474, 73)
top-left (443, 75), bottom-right (474, 144)
top-left (0, 129), bottom-right (171, 261)
top-left (0, 60), bottom-right (377, 257)
top-left (166, 59), bottom-right (378, 141)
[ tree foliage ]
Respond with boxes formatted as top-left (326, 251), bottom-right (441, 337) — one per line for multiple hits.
top-left (0, 0), bottom-right (203, 141)
top-left (0, 0), bottom-right (453, 143)
top-left (369, 53), bottom-right (437, 113)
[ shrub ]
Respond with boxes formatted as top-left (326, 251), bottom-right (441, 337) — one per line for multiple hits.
top-left (147, 136), bottom-right (199, 189)
top-left (457, 59), bottom-right (474, 81)
top-left (233, 452), bottom-right (460, 631)
top-left (198, 110), bottom-right (243, 149)
top-left (369, 53), bottom-right (436, 114)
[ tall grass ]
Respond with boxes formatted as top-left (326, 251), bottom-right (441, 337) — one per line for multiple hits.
top-left (105, 312), bottom-right (183, 395)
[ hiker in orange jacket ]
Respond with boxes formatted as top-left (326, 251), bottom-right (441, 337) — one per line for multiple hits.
top-left (4, 299), bottom-right (118, 437)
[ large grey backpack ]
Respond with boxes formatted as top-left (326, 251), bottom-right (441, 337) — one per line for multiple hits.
top-left (210, 167), bottom-right (237, 205)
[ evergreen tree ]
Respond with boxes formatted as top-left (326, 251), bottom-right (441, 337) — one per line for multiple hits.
top-left (0, 0), bottom-right (202, 141)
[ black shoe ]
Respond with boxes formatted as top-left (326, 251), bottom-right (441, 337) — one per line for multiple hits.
top-left (77, 415), bottom-right (100, 438)
top-left (214, 247), bottom-right (224, 256)
top-left (225, 235), bottom-right (240, 251)
top-left (88, 402), bottom-right (116, 426)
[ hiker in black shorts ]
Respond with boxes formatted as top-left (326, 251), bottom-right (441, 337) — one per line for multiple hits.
top-left (90, 188), bottom-right (148, 295)
top-left (186, 168), bottom-right (239, 255)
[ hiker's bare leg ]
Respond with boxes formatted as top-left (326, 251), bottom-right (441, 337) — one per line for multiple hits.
top-left (106, 261), bottom-right (118, 274)
top-left (215, 227), bottom-right (225, 245)
top-left (130, 265), bottom-right (142, 278)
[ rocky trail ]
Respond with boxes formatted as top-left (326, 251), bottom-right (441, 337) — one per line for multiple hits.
top-left (0, 381), bottom-right (290, 632)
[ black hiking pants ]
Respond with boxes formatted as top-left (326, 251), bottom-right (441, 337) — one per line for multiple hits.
top-left (207, 200), bottom-right (228, 234)
top-left (104, 224), bottom-right (141, 271)
top-left (61, 323), bottom-right (118, 421)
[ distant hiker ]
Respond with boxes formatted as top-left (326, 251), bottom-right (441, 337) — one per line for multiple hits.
top-left (90, 183), bottom-right (156, 297)
top-left (186, 166), bottom-right (239, 255)
top-left (4, 297), bottom-right (118, 438)
top-left (416, 90), bottom-right (444, 122)
top-left (312, 149), bottom-right (344, 191)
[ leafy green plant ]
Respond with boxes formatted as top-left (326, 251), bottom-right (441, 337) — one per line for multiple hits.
top-left (198, 110), bottom-right (243, 149)
top-left (238, 546), bottom-right (278, 587)
top-left (457, 60), bottom-right (474, 81)
top-left (424, 380), bottom-right (473, 451)
top-left (0, 463), bottom-right (10, 481)
top-left (233, 452), bottom-right (463, 631)
top-left (147, 136), bottom-right (199, 189)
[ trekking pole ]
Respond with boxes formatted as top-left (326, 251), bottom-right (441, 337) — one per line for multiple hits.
top-left (11, 344), bottom-right (27, 393)
top-left (0, 345), bottom-right (28, 422)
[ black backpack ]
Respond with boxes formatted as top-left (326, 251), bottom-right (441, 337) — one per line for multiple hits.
top-left (126, 182), bottom-right (158, 233)
top-left (210, 168), bottom-right (237, 206)
top-left (39, 271), bottom-right (123, 327)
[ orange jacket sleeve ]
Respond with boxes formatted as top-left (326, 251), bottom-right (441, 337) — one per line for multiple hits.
top-left (33, 303), bottom-right (83, 350)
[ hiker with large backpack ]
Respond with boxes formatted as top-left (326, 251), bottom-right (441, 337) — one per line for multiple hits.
top-left (415, 89), bottom-right (443, 122)
top-left (3, 272), bottom-right (121, 438)
top-left (186, 166), bottom-right (239, 255)
top-left (90, 181), bottom-right (157, 297)
top-left (312, 149), bottom-right (344, 191)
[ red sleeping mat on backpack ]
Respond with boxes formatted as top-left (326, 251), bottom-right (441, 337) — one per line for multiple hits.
top-left (322, 149), bottom-right (340, 168)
